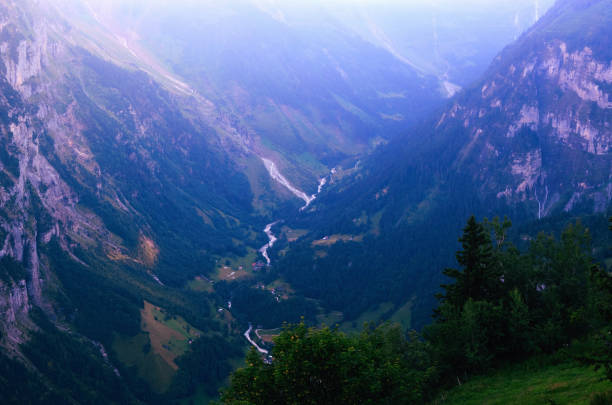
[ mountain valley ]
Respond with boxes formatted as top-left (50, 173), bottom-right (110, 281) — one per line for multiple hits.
top-left (0, 0), bottom-right (609, 403)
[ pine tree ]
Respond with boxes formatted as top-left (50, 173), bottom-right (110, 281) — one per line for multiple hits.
top-left (437, 216), bottom-right (500, 309)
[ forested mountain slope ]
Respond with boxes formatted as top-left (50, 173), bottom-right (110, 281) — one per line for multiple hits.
top-left (275, 0), bottom-right (611, 329)
top-left (0, 1), bottom-right (264, 401)
top-left (0, 0), bottom-right (446, 401)
top-left (0, 0), bottom-right (609, 402)
top-left (50, 0), bottom-right (556, 189)
top-left (218, 217), bottom-right (612, 404)
top-left (50, 0), bottom-right (446, 189)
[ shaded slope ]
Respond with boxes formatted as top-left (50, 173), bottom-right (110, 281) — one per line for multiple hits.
top-left (67, 0), bottom-right (446, 186)
top-left (0, 1), bottom-right (258, 401)
top-left (276, 0), bottom-right (611, 328)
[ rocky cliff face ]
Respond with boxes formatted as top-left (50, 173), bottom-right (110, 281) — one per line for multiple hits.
top-left (0, 0), bottom-right (259, 351)
top-left (0, 278), bottom-right (30, 348)
top-left (0, 2), bottom-right (101, 346)
top-left (281, 0), bottom-right (611, 331)
top-left (435, 22), bottom-right (611, 218)
top-left (310, 3), bottom-right (611, 230)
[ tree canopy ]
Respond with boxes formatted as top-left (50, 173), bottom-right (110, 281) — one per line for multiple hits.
top-left (218, 216), bottom-right (612, 403)
top-left (218, 322), bottom-right (435, 405)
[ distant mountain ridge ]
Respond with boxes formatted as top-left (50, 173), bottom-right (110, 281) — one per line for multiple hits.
top-left (276, 0), bottom-right (611, 331)
top-left (50, 0), bottom-right (556, 191)
top-left (45, 0), bottom-right (444, 189)
top-left (431, 1), bottom-right (611, 217)
top-left (309, 0), bottom-right (611, 225)
top-left (0, 0), bottom-right (445, 400)
top-left (0, 0), bottom-right (608, 402)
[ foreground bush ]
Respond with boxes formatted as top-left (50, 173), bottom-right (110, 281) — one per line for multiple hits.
top-left (218, 322), bottom-right (437, 405)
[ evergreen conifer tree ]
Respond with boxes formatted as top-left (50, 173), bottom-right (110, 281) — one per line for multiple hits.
top-left (437, 216), bottom-right (500, 309)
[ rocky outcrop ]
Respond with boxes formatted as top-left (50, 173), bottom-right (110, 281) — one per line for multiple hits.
top-left (0, 1), bottom-right (117, 342)
top-left (435, 34), bottom-right (611, 218)
top-left (0, 0), bottom-right (264, 348)
top-left (0, 278), bottom-right (31, 348)
top-left (556, 43), bottom-right (612, 110)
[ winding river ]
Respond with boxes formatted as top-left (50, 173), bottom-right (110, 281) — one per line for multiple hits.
top-left (258, 221), bottom-right (279, 266)
top-left (257, 160), bottom-right (331, 267)
top-left (244, 323), bottom-right (269, 355)
top-left (246, 159), bottom-right (333, 353)
top-left (261, 158), bottom-right (314, 207)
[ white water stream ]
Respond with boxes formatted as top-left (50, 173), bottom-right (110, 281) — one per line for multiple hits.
top-left (244, 323), bottom-right (269, 355)
top-left (258, 158), bottom-right (332, 266)
top-left (246, 159), bottom-right (333, 353)
top-left (258, 221), bottom-right (279, 266)
top-left (261, 158), bottom-right (315, 208)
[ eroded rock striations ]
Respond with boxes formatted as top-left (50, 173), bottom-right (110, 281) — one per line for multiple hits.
top-left (434, 15), bottom-right (611, 218)
top-left (0, 0), bottom-right (257, 356)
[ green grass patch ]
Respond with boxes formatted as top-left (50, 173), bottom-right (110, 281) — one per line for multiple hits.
top-left (437, 361), bottom-right (612, 405)
top-left (256, 328), bottom-right (282, 344)
top-left (332, 93), bottom-right (374, 124)
top-left (112, 333), bottom-right (176, 393)
top-left (317, 310), bottom-right (344, 327)
top-left (215, 266), bottom-right (252, 282)
top-left (312, 234), bottom-right (364, 247)
top-left (215, 248), bottom-right (260, 281)
top-left (340, 302), bottom-right (394, 334)
top-left (187, 276), bottom-right (214, 293)
top-left (266, 279), bottom-right (295, 298)
top-left (144, 302), bottom-right (202, 358)
top-left (242, 155), bottom-right (275, 214)
top-left (389, 299), bottom-right (413, 332)
top-left (282, 226), bottom-right (309, 242)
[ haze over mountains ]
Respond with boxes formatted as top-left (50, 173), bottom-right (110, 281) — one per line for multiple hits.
top-left (0, 0), bottom-right (609, 403)
top-left (279, 0), bottom-right (611, 329)
top-left (48, 0), bottom-right (557, 188)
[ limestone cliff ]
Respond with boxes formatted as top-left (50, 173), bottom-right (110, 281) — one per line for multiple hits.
top-left (0, 0), bottom-right (258, 352)
top-left (433, 2), bottom-right (611, 218)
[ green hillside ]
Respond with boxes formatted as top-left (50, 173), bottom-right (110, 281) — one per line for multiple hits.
top-left (438, 360), bottom-right (611, 405)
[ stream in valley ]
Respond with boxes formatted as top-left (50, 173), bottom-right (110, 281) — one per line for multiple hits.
top-left (257, 160), bottom-right (331, 267)
top-left (245, 159), bottom-right (333, 353)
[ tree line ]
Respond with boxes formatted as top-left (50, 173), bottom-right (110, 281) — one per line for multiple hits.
top-left (217, 216), bottom-right (612, 404)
